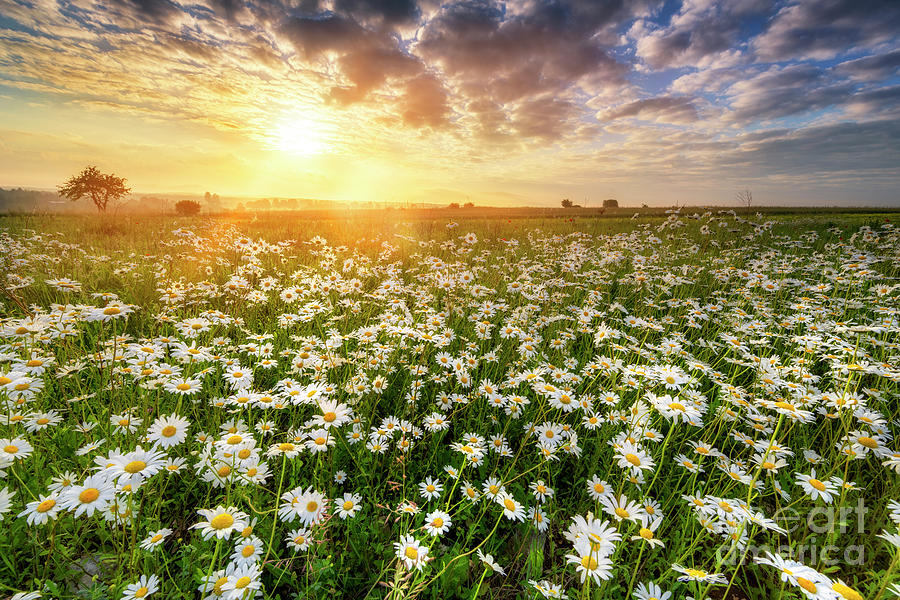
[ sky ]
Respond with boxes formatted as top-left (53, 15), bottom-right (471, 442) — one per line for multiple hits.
top-left (1, 0), bottom-right (899, 207)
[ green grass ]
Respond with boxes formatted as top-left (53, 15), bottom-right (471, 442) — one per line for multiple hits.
top-left (0, 209), bottom-right (898, 600)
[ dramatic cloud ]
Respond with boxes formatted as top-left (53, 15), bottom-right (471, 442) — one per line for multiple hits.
top-left (753, 0), bottom-right (900, 62)
top-left (0, 0), bottom-right (898, 205)
top-left (601, 96), bottom-right (699, 123)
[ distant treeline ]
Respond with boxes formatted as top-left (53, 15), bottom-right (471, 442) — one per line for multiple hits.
top-left (0, 188), bottom-right (383, 214)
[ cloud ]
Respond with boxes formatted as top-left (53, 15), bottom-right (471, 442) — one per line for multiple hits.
top-left (398, 73), bottom-right (450, 128)
top-left (720, 118), bottom-right (900, 175)
top-left (1, 0), bottom-right (900, 203)
top-left (834, 50), bottom-right (900, 81)
top-left (723, 64), bottom-right (855, 122)
top-left (630, 0), bottom-right (771, 69)
top-left (600, 96), bottom-right (699, 123)
top-left (415, 0), bottom-right (633, 139)
top-left (753, 0), bottom-right (900, 62)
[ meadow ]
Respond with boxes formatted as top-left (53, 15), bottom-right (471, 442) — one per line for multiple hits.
top-left (0, 208), bottom-right (898, 600)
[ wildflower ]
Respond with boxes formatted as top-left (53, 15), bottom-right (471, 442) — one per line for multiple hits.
top-left (395, 534), bottom-right (429, 571)
top-left (59, 475), bottom-right (115, 518)
top-left (193, 506), bottom-right (248, 540)
top-left (476, 549), bottom-right (505, 575)
top-left (19, 492), bottom-right (61, 525)
top-left (140, 528), bottom-right (173, 551)
top-left (121, 574), bottom-right (159, 600)
top-left (146, 414), bottom-right (191, 448)
top-left (419, 476), bottom-right (443, 501)
top-left (796, 471), bottom-right (839, 503)
top-left (278, 486), bottom-right (327, 525)
top-left (336, 492), bottom-right (362, 519)
top-left (286, 528), bottom-right (312, 551)
top-left (424, 510), bottom-right (452, 536)
top-left (671, 564), bottom-right (727, 584)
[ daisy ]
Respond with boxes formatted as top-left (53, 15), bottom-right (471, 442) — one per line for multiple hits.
top-left (633, 582), bottom-right (671, 600)
top-left (476, 549), bottom-right (505, 575)
top-left (305, 429), bottom-right (334, 453)
top-left (394, 534), bottom-right (429, 571)
top-left (587, 476), bottom-right (611, 501)
top-left (59, 475), bottom-right (116, 517)
top-left (530, 579), bottom-right (568, 599)
top-left (278, 486), bottom-right (327, 526)
top-left (482, 477), bottom-right (505, 500)
top-left (630, 518), bottom-right (665, 549)
top-left (106, 446), bottom-right (166, 489)
top-left (419, 476), bottom-right (443, 501)
top-left (672, 564), bottom-right (727, 585)
top-left (286, 528), bottom-right (312, 552)
top-left (219, 563), bottom-right (262, 600)
top-left (23, 410), bottom-right (63, 433)
top-left (530, 480), bottom-right (554, 503)
top-left (231, 536), bottom-right (264, 565)
top-left (163, 377), bottom-right (202, 396)
top-left (423, 510), bottom-right (452, 536)
top-left (754, 552), bottom-right (819, 588)
top-left (497, 492), bottom-right (526, 521)
top-left (193, 506), bottom-right (248, 540)
top-left (18, 492), bottom-right (61, 525)
top-left (601, 494), bottom-right (646, 524)
top-left (145, 414), bottom-right (190, 448)
top-left (140, 528), bottom-right (173, 551)
top-left (529, 506), bottom-right (550, 532)
top-left (224, 365), bottom-right (253, 389)
top-left (796, 471), bottom-right (839, 503)
top-left (1, 437), bottom-right (34, 461)
top-left (48, 471), bottom-right (78, 493)
top-left (615, 442), bottom-right (655, 473)
top-left (336, 492), bottom-right (362, 519)
top-left (314, 399), bottom-right (352, 429)
top-left (566, 549), bottom-right (612, 586)
top-left (121, 574), bottom-right (159, 600)
top-left (0, 487), bottom-right (14, 520)
top-left (110, 414), bottom-right (142, 434)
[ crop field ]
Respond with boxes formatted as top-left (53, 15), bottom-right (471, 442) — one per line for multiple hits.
top-left (0, 209), bottom-right (899, 600)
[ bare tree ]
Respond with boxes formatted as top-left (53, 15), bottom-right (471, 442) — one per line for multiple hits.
top-left (58, 166), bottom-right (131, 213)
top-left (736, 188), bottom-right (753, 213)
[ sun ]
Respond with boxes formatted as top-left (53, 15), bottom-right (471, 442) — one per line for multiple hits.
top-left (271, 113), bottom-right (331, 155)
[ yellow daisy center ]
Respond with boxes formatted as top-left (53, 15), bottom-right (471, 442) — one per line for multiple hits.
top-left (79, 488), bottom-right (100, 503)
top-left (124, 460), bottom-right (146, 474)
top-left (210, 513), bottom-right (234, 530)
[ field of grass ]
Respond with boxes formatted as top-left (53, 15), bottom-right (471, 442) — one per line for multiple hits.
top-left (0, 208), bottom-right (898, 600)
